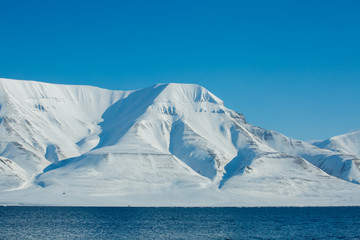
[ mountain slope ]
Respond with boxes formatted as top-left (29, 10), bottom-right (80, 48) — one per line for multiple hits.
top-left (314, 130), bottom-right (360, 158)
top-left (0, 78), bottom-right (129, 189)
top-left (248, 128), bottom-right (360, 184)
top-left (0, 78), bottom-right (359, 206)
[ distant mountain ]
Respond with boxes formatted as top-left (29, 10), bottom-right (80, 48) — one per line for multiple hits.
top-left (0, 78), bottom-right (359, 206)
top-left (314, 130), bottom-right (360, 158)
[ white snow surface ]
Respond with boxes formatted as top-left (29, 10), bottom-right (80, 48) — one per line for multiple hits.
top-left (0, 78), bottom-right (359, 206)
top-left (314, 130), bottom-right (360, 158)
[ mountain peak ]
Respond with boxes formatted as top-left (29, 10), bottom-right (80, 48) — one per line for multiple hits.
top-left (331, 130), bottom-right (360, 140)
top-left (153, 83), bottom-right (224, 105)
top-left (314, 130), bottom-right (360, 157)
top-left (1, 78), bottom-right (360, 206)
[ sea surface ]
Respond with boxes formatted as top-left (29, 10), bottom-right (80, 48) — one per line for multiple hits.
top-left (0, 207), bottom-right (359, 239)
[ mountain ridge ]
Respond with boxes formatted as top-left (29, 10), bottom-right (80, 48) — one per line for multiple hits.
top-left (0, 78), bottom-right (359, 206)
top-left (314, 130), bottom-right (360, 157)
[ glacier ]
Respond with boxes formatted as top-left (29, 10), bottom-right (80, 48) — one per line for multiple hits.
top-left (0, 78), bottom-right (359, 206)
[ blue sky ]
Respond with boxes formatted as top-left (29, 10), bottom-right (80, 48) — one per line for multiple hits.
top-left (1, 0), bottom-right (359, 140)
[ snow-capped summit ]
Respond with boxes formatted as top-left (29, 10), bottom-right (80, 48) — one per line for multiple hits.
top-left (314, 130), bottom-right (360, 157)
top-left (154, 83), bottom-right (224, 104)
top-left (0, 78), bottom-right (359, 206)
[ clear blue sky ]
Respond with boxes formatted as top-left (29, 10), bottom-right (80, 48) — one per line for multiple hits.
top-left (1, 0), bottom-right (359, 140)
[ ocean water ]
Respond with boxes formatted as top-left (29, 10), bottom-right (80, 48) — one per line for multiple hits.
top-left (0, 207), bottom-right (359, 239)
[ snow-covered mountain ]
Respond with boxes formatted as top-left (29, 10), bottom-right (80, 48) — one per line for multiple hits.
top-left (0, 78), bottom-right (359, 206)
top-left (314, 130), bottom-right (360, 158)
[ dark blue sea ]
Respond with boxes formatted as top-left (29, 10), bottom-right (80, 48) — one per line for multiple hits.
top-left (0, 207), bottom-right (359, 239)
